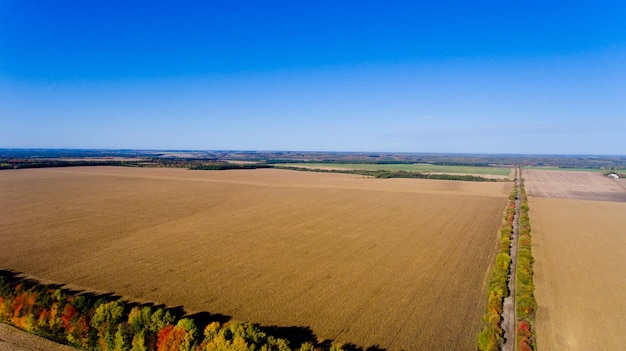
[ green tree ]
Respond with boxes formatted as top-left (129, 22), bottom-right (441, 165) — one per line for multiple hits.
top-left (91, 301), bottom-right (125, 351)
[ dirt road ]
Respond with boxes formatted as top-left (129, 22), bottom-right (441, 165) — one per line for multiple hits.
top-left (501, 168), bottom-right (521, 351)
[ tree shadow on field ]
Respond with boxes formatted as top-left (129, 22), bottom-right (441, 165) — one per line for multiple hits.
top-left (258, 327), bottom-right (386, 350)
top-left (187, 311), bottom-right (231, 329)
top-left (318, 339), bottom-right (386, 351)
top-left (0, 269), bottom-right (386, 351)
top-left (0, 269), bottom-right (188, 317)
top-left (259, 325), bottom-right (317, 349)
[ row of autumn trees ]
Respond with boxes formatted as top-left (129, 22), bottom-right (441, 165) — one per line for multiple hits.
top-left (477, 183), bottom-right (517, 350)
top-left (0, 274), bottom-right (345, 351)
top-left (477, 171), bottom-right (537, 351)
top-left (515, 174), bottom-right (537, 351)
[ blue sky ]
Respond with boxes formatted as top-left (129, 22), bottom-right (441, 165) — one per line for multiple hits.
top-left (1, 1), bottom-right (625, 154)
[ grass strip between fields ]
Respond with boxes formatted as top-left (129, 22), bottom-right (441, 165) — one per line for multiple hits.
top-left (477, 183), bottom-right (516, 350)
top-left (274, 163), bottom-right (512, 176)
top-left (274, 165), bottom-right (499, 182)
top-left (515, 172), bottom-right (537, 351)
top-left (0, 272), bottom-right (349, 351)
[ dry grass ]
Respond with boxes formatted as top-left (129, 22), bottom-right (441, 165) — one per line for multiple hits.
top-left (0, 167), bottom-right (509, 350)
top-left (529, 198), bottom-right (626, 351)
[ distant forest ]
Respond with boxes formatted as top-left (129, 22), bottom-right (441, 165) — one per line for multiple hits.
top-left (1, 148), bottom-right (625, 171)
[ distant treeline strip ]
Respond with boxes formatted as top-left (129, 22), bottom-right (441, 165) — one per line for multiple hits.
top-left (0, 272), bottom-right (347, 351)
top-left (0, 160), bottom-right (134, 169)
top-left (477, 184), bottom-right (516, 350)
top-left (0, 159), bottom-right (271, 171)
top-left (274, 166), bottom-right (498, 182)
top-left (188, 163), bottom-right (271, 170)
top-left (2, 158), bottom-right (497, 181)
top-left (266, 159), bottom-right (499, 167)
top-left (515, 172), bottom-right (537, 351)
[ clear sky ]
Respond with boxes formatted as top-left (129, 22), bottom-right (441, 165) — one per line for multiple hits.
top-left (1, 1), bottom-right (625, 154)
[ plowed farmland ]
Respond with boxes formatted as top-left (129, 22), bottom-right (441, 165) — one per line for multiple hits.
top-left (525, 169), bottom-right (626, 351)
top-left (0, 167), bottom-right (509, 350)
top-left (524, 169), bottom-right (626, 202)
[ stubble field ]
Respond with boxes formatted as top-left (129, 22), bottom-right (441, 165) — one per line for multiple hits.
top-left (0, 167), bottom-right (509, 350)
top-left (525, 169), bottom-right (626, 351)
top-left (523, 169), bottom-right (626, 202)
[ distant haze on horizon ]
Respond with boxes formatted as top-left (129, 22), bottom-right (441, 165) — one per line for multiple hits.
top-left (1, 1), bottom-right (625, 155)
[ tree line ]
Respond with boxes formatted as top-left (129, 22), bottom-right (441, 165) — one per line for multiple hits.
top-left (0, 273), bottom-right (348, 351)
top-left (188, 163), bottom-right (271, 170)
top-left (274, 166), bottom-right (498, 182)
top-left (515, 172), bottom-right (537, 351)
top-left (477, 184), bottom-right (517, 350)
top-left (0, 158), bottom-right (271, 171)
top-left (477, 173), bottom-right (537, 351)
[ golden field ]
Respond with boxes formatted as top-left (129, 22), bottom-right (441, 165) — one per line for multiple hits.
top-left (0, 167), bottom-right (509, 350)
top-left (525, 170), bottom-right (626, 351)
top-left (523, 169), bottom-right (626, 202)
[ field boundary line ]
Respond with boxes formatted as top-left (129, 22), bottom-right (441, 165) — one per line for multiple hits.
top-left (513, 171), bottom-right (538, 350)
top-left (502, 168), bottom-right (520, 351)
top-left (477, 171), bottom-right (518, 351)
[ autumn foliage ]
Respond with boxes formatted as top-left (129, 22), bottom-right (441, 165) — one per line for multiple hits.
top-left (478, 172), bottom-right (538, 351)
top-left (0, 272), bottom-right (347, 350)
top-left (515, 175), bottom-right (537, 350)
top-left (477, 183), bottom-right (517, 351)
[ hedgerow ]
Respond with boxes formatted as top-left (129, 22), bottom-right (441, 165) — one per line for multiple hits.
top-left (477, 183), bottom-right (517, 351)
top-left (273, 166), bottom-right (499, 181)
top-left (0, 274), bottom-right (344, 351)
top-left (515, 174), bottom-right (537, 351)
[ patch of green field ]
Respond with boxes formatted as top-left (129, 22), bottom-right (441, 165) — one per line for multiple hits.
top-left (522, 166), bottom-right (605, 172)
top-left (280, 163), bottom-right (511, 176)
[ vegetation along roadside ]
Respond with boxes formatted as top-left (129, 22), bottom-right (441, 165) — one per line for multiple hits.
top-left (477, 182), bottom-right (516, 350)
top-left (515, 171), bottom-right (537, 351)
top-left (477, 170), bottom-right (537, 351)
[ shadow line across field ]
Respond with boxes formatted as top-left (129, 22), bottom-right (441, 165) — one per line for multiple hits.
top-left (0, 269), bottom-right (386, 351)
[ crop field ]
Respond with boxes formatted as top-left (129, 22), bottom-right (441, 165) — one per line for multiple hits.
top-left (524, 169), bottom-right (626, 202)
top-left (0, 167), bottom-right (510, 350)
top-left (525, 170), bottom-right (626, 351)
top-left (279, 163), bottom-right (512, 177)
top-left (522, 167), bottom-right (605, 172)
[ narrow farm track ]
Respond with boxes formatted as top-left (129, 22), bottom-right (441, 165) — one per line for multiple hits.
top-left (502, 168), bottom-right (521, 351)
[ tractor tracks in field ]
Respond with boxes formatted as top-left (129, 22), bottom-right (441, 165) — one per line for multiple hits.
top-left (502, 168), bottom-right (521, 351)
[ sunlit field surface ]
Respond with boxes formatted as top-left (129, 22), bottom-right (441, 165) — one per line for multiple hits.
top-left (525, 169), bottom-right (626, 351)
top-left (0, 167), bottom-right (509, 350)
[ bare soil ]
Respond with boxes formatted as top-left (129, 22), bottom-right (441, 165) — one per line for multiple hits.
top-left (0, 323), bottom-right (77, 351)
top-left (0, 167), bottom-right (509, 350)
top-left (523, 169), bottom-right (626, 202)
top-left (525, 168), bottom-right (626, 350)
top-left (529, 198), bottom-right (626, 351)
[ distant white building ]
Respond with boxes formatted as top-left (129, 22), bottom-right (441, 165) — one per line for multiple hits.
top-left (608, 173), bottom-right (620, 179)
